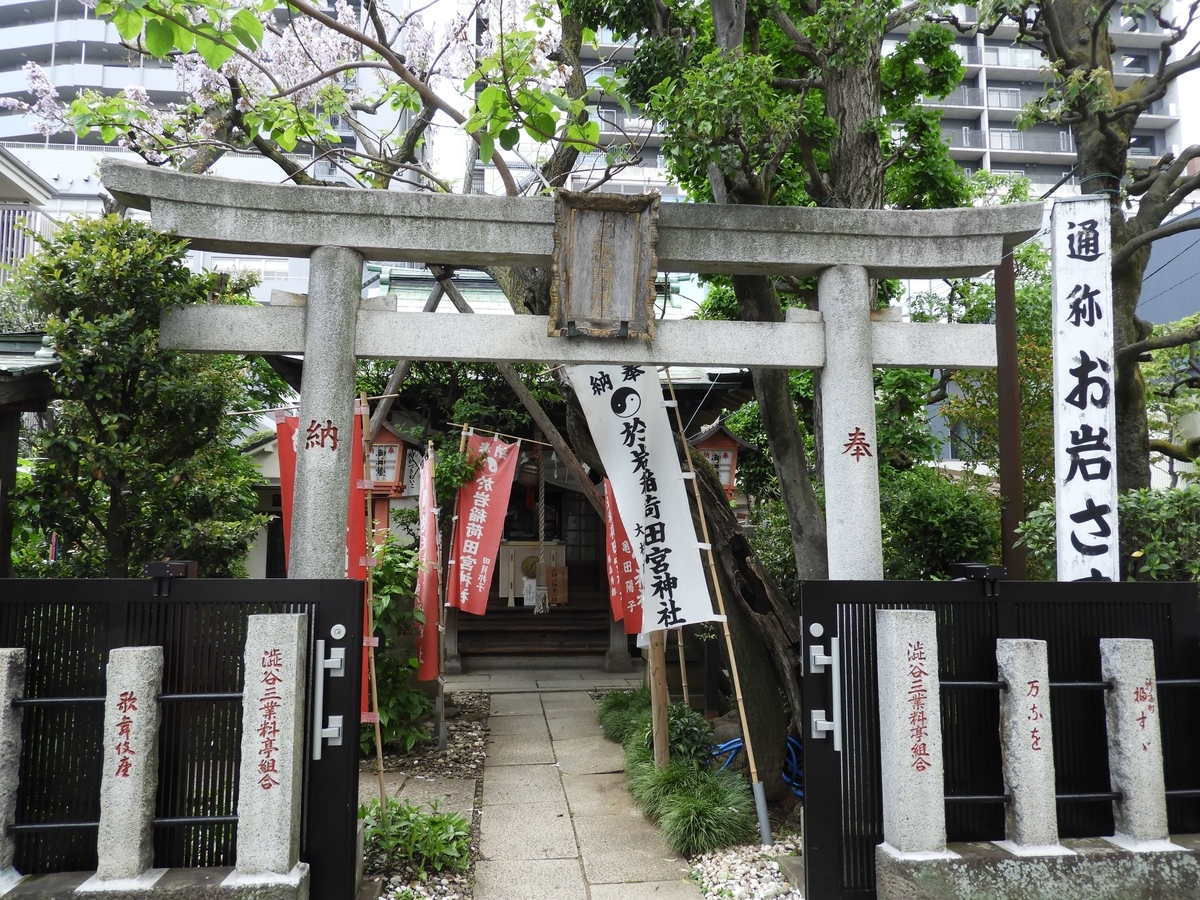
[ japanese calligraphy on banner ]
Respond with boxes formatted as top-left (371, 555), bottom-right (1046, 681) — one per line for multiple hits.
top-left (450, 434), bottom-right (520, 615)
top-left (1051, 197), bottom-right (1119, 582)
top-left (567, 365), bottom-right (716, 631)
top-left (415, 451), bottom-right (440, 681)
top-left (604, 478), bottom-right (642, 634)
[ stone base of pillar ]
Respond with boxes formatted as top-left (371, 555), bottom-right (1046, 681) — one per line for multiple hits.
top-left (0, 866), bottom-right (23, 894)
top-left (76, 869), bottom-right (168, 893)
top-left (7, 864), bottom-right (309, 900)
top-left (604, 619), bottom-right (632, 673)
top-left (877, 835), bottom-right (1200, 900)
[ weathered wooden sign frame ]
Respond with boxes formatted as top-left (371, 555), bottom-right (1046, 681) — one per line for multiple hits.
top-left (549, 189), bottom-right (660, 340)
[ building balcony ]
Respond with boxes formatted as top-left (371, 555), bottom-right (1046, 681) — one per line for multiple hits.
top-left (989, 128), bottom-right (1075, 155)
top-left (924, 86), bottom-right (984, 108)
top-left (981, 45), bottom-right (1043, 71)
top-left (941, 127), bottom-right (986, 149)
top-left (0, 202), bottom-right (54, 282)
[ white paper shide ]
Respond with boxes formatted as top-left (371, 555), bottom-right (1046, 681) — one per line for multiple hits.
top-left (1051, 197), bottom-right (1119, 581)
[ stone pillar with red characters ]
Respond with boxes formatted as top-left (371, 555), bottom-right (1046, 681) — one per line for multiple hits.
top-left (875, 609), bottom-right (954, 859)
top-left (228, 614), bottom-right (310, 889)
top-left (88, 645), bottom-right (164, 887)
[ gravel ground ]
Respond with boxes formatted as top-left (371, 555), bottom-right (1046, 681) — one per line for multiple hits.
top-left (361, 691), bottom-right (490, 900)
top-left (690, 836), bottom-right (803, 900)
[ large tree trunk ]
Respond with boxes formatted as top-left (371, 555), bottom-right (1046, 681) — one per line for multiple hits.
top-left (824, 53), bottom-right (885, 211)
top-left (688, 438), bottom-right (802, 801)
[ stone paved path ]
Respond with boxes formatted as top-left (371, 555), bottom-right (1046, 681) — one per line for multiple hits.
top-left (448, 667), bottom-right (703, 900)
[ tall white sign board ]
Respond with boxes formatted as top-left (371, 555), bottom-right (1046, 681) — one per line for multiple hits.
top-left (1051, 197), bottom-right (1119, 581)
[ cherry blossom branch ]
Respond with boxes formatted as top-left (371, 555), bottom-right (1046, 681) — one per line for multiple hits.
top-left (283, 0), bottom-right (520, 195)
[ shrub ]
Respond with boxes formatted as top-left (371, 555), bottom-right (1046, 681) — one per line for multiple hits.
top-left (358, 798), bottom-right (470, 878)
top-left (361, 534), bottom-right (432, 755)
top-left (1018, 486), bottom-right (1200, 583)
top-left (603, 692), bottom-right (757, 856)
top-left (629, 759), bottom-right (705, 823)
top-left (880, 466), bottom-right (1000, 579)
top-left (640, 703), bottom-right (714, 768)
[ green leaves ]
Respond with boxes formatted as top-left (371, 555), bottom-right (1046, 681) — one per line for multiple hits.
top-left (6, 216), bottom-right (279, 578)
top-left (195, 33), bottom-right (236, 69)
top-left (1018, 487), bottom-right (1200, 583)
top-left (111, 5), bottom-right (145, 41)
top-left (358, 799), bottom-right (470, 879)
top-left (143, 17), bottom-right (175, 56)
top-left (229, 8), bottom-right (264, 49)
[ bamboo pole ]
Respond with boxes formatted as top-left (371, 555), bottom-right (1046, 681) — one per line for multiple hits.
top-left (434, 426), bottom-right (470, 751)
top-left (359, 394), bottom-right (388, 821)
top-left (676, 629), bottom-right (690, 707)
top-left (649, 630), bottom-right (670, 769)
top-left (663, 369), bottom-right (771, 844)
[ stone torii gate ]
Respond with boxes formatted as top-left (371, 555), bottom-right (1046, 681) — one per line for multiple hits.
top-left (101, 159), bottom-right (1041, 590)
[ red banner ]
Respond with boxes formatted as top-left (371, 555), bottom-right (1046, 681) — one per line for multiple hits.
top-left (449, 434), bottom-right (520, 616)
top-left (275, 414), bottom-right (298, 568)
top-left (415, 452), bottom-right (440, 681)
top-left (274, 410), bottom-right (366, 579)
top-left (604, 478), bottom-right (642, 635)
top-left (346, 406), bottom-right (367, 583)
top-left (276, 410), bottom-right (371, 712)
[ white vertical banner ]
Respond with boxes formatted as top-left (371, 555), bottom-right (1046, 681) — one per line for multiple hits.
top-left (1051, 197), bottom-right (1119, 581)
top-left (567, 365), bottom-right (716, 631)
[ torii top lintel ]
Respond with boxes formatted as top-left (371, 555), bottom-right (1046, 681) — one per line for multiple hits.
top-left (100, 160), bottom-right (1042, 280)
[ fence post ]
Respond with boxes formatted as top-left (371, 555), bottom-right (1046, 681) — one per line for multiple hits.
top-left (875, 609), bottom-right (954, 857)
top-left (0, 648), bottom-right (26, 892)
top-left (995, 639), bottom-right (1069, 855)
top-left (82, 646), bottom-right (164, 889)
top-left (1100, 638), bottom-right (1176, 850)
top-left (226, 613), bottom-right (310, 888)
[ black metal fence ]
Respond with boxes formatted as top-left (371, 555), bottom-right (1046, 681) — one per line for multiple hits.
top-left (0, 578), bottom-right (362, 899)
top-left (800, 580), bottom-right (1200, 900)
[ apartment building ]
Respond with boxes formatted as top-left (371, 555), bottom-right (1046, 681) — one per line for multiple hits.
top-left (891, 6), bottom-right (1184, 196)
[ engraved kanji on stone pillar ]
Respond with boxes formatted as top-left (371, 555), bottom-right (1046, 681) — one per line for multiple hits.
top-left (226, 614), bottom-right (310, 890)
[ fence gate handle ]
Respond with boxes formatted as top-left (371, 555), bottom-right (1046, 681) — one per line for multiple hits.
top-left (808, 637), bottom-right (842, 753)
top-left (312, 639), bottom-right (346, 760)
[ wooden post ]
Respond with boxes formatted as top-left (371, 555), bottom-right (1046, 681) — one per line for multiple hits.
top-left (649, 629), bottom-right (670, 769)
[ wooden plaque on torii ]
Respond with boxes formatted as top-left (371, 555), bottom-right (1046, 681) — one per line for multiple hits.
top-left (549, 189), bottom-right (661, 341)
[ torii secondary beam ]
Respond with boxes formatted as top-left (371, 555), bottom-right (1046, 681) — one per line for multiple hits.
top-left (157, 304), bottom-right (999, 370)
top-left (98, 160), bottom-right (1042, 582)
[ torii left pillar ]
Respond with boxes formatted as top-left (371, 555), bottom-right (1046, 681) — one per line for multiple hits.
top-left (289, 246), bottom-right (364, 578)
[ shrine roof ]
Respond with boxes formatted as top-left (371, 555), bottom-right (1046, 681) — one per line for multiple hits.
top-left (690, 422), bottom-right (757, 451)
top-left (0, 333), bottom-right (58, 379)
top-left (100, 160), bottom-right (1043, 279)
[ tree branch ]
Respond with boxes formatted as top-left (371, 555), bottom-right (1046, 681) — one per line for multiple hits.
top-left (1114, 213), bottom-right (1200, 269)
top-left (768, 8), bottom-right (823, 65)
top-left (268, 61), bottom-right (393, 100)
top-left (283, 0), bottom-right (519, 195)
top-left (1150, 436), bottom-right (1200, 463)
top-left (1117, 322), bottom-right (1200, 362)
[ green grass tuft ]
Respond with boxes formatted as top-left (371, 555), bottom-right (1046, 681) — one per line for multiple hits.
top-left (657, 770), bottom-right (759, 856)
top-left (603, 688), bottom-right (756, 857)
top-left (597, 687), bottom-right (651, 744)
top-left (629, 759), bottom-right (706, 823)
